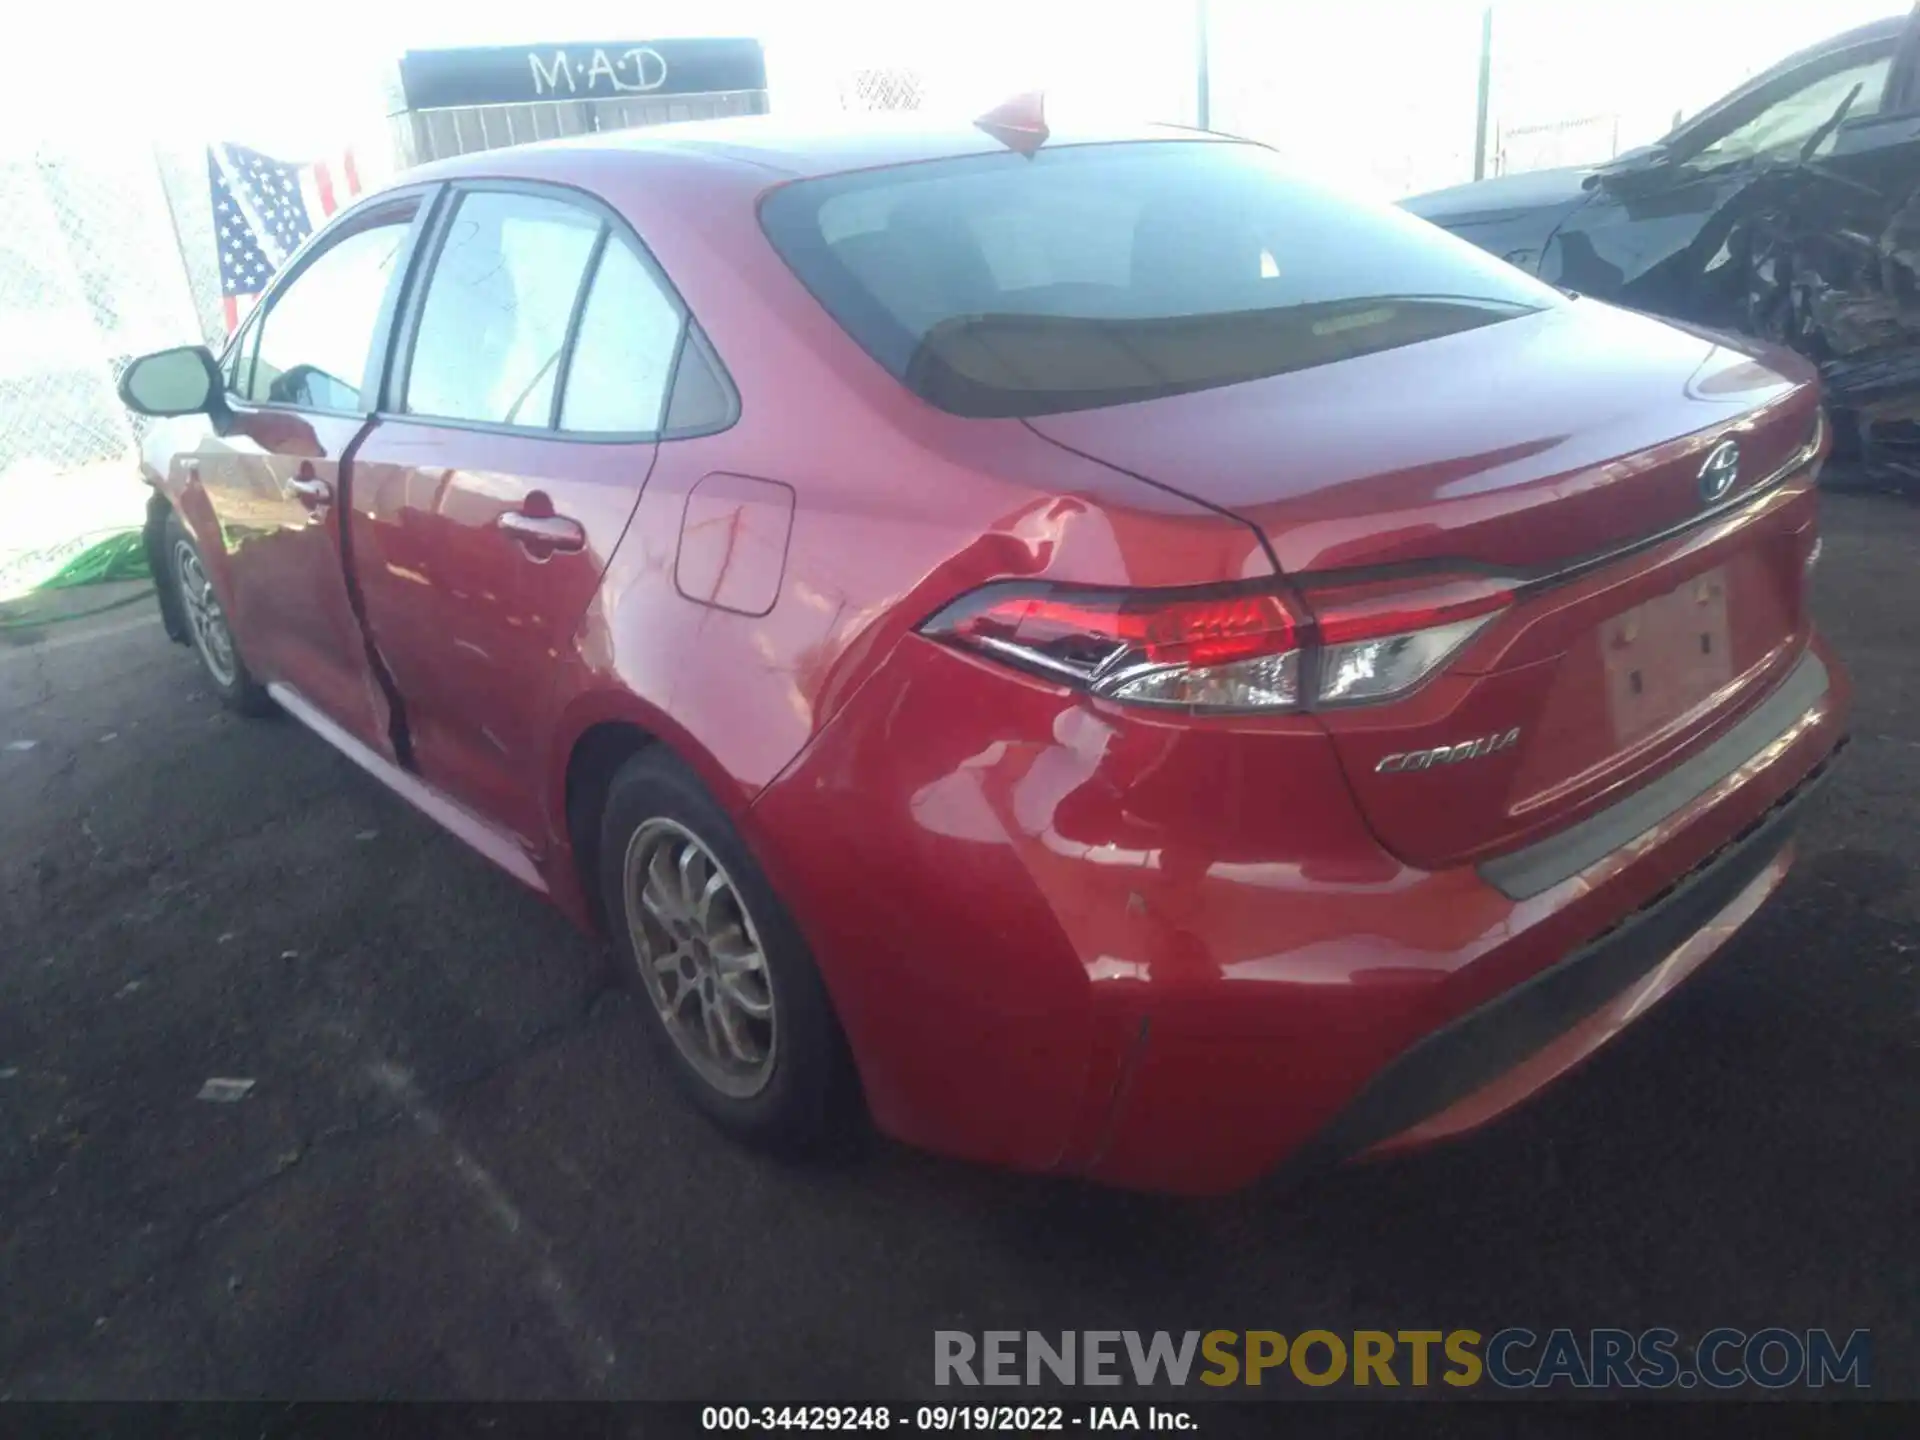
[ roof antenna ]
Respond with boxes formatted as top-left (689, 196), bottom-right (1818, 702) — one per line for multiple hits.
top-left (975, 91), bottom-right (1049, 156)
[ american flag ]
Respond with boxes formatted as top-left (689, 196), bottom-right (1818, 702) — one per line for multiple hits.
top-left (209, 142), bottom-right (363, 333)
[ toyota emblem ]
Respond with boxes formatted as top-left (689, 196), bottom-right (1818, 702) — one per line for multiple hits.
top-left (1698, 438), bottom-right (1741, 503)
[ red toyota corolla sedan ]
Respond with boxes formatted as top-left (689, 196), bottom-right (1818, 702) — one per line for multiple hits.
top-left (120, 116), bottom-right (1848, 1194)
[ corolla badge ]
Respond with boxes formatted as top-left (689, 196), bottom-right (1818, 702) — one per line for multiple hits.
top-left (1375, 728), bottom-right (1521, 774)
top-left (1698, 438), bottom-right (1741, 503)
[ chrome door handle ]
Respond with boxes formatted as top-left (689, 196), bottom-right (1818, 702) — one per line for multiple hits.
top-left (286, 475), bottom-right (332, 506)
top-left (499, 510), bottom-right (586, 556)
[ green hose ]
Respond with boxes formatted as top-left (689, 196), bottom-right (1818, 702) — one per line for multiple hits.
top-left (28, 531), bottom-right (152, 589)
top-left (0, 530), bottom-right (158, 630)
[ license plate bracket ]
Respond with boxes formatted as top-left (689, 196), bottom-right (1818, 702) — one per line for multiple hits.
top-left (1601, 566), bottom-right (1734, 746)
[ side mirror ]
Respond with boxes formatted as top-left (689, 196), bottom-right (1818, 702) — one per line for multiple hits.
top-left (118, 345), bottom-right (225, 419)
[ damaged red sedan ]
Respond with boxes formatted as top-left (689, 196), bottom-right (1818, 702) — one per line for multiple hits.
top-left (120, 118), bottom-right (1848, 1194)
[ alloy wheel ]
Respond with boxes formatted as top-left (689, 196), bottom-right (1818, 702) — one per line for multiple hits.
top-left (622, 817), bottom-right (779, 1098)
top-left (173, 539), bottom-right (238, 688)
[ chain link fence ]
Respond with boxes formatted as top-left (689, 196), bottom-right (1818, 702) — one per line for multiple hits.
top-left (835, 66), bottom-right (929, 112)
top-left (154, 144), bottom-right (242, 353)
top-left (1494, 114), bottom-right (1622, 176)
top-left (0, 144), bottom-right (215, 597)
top-left (1206, 1), bottom-right (1482, 198)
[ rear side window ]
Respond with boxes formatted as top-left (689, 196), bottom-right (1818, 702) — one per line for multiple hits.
top-left (760, 141), bottom-right (1560, 417)
top-left (558, 240), bottom-right (684, 433)
top-left (662, 325), bottom-right (734, 434)
top-left (405, 190), bottom-right (601, 426)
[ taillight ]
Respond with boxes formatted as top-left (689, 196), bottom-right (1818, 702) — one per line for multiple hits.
top-left (920, 572), bottom-right (1510, 713)
top-left (1300, 572), bottom-right (1511, 707)
top-left (921, 584), bottom-right (1303, 710)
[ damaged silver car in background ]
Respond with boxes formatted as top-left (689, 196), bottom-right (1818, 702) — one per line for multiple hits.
top-left (1407, 9), bottom-right (1920, 491)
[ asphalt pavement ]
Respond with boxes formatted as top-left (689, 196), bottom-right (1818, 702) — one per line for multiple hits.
top-left (0, 495), bottom-right (1914, 1401)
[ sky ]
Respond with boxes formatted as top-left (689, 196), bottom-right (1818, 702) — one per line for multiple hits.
top-left (1208, 0), bottom-right (1911, 193)
top-left (2, 1), bottom-right (1910, 196)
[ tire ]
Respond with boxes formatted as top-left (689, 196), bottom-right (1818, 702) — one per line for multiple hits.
top-left (598, 748), bottom-right (858, 1155)
top-left (163, 509), bottom-right (274, 716)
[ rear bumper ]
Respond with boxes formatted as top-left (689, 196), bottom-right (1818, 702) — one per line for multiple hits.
top-left (1083, 640), bottom-right (1847, 1194)
top-left (748, 631), bottom-right (1849, 1196)
top-left (1476, 651), bottom-right (1832, 901)
top-left (1304, 743), bottom-right (1834, 1167)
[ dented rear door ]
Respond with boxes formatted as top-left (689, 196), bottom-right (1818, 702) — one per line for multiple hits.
top-left (347, 184), bottom-right (678, 850)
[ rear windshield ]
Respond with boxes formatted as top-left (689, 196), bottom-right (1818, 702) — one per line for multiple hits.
top-left (760, 141), bottom-right (1559, 418)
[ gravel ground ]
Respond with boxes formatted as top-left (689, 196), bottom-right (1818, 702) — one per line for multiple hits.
top-left (0, 494), bottom-right (1913, 1401)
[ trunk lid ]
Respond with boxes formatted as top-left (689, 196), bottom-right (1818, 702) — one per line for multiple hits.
top-left (1028, 300), bottom-right (1826, 870)
top-left (1026, 300), bottom-right (1817, 576)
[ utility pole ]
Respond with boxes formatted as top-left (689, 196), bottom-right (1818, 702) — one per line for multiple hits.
top-left (1196, 0), bottom-right (1212, 130)
top-left (1472, 5), bottom-right (1493, 179)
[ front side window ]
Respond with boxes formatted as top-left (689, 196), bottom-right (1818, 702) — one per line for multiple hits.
top-left (557, 240), bottom-right (684, 433)
top-left (405, 191), bottom-right (602, 427)
top-left (1695, 53), bottom-right (1892, 164)
top-left (761, 141), bottom-right (1558, 418)
top-left (243, 209), bottom-right (416, 411)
